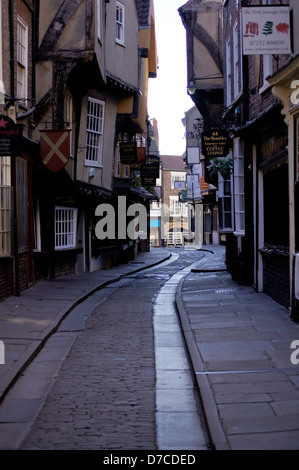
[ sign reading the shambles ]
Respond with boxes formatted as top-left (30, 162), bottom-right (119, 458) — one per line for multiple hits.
top-left (120, 142), bottom-right (137, 165)
top-left (0, 115), bottom-right (23, 157)
top-left (201, 130), bottom-right (229, 159)
top-left (242, 6), bottom-right (291, 55)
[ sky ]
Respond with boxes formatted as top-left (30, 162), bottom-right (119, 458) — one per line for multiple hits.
top-left (147, 0), bottom-right (194, 157)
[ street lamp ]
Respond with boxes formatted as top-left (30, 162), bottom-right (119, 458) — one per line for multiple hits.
top-left (187, 74), bottom-right (223, 95)
top-left (0, 81), bottom-right (6, 105)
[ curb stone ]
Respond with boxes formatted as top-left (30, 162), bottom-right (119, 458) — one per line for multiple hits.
top-left (175, 274), bottom-right (230, 451)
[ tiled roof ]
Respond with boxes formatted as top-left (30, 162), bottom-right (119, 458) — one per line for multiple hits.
top-left (135, 0), bottom-right (151, 27)
top-left (161, 155), bottom-right (186, 171)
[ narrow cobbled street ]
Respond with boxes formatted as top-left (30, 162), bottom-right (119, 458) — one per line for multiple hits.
top-left (15, 250), bottom-right (209, 450)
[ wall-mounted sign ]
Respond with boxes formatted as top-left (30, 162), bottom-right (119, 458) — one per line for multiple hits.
top-left (174, 181), bottom-right (186, 189)
top-left (242, 6), bottom-right (291, 55)
top-left (40, 130), bottom-right (70, 173)
top-left (187, 147), bottom-right (200, 165)
top-left (201, 130), bottom-right (229, 159)
top-left (119, 142), bottom-right (137, 165)
top-left (0, 115), bottom-right (23, 157)
top-left (260, 132), bottom-right (288, 163)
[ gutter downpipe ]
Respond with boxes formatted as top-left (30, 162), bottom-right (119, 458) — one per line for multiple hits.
top-left (9, 0), bottom-right (20, 296)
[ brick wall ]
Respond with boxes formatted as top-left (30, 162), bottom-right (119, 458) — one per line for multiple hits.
top-left (54, 251), bottom-right (76, 277)
top-left (0, 258), bottom-right (13, 301)
top-left (247, 0), bottom-right (290, 122)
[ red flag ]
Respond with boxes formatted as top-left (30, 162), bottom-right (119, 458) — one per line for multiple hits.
top-left (40, 130), bottom-right (70, 173)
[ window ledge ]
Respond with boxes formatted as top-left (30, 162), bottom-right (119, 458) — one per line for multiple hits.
top-left (233, 230), bottom-right (245, 237)
top-left (218, 228), bottom-right (234, 234)
top-left (84, 161), bottom-right (103, 168)
top-left (259, 81), bottom-right (271, 95)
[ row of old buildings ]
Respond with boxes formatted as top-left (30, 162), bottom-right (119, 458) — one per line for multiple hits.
top-left (0, 0), bottom-right (157, 301)
top-left (179, 0), bottom-right (299, 318)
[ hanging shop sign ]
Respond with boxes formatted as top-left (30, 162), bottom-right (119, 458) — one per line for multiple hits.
top-left (179, 190), bottom-right (188, 203)
top-left (187, 174), bottom-right (199, 186)
top-left (40, 129), bottom-right (71, 173)
top-left (154, 186), bottom-right (162, 199)
top-left (146, 155), bottom-right (160, 173)
top-left (201, 130), bottom-right (230, 159)
top-left (140, 155), bottom-right (160, 186)
top-left (0, 115), bottom-right (23, 157)
top-left (119, 141), bottom-right (137, 165)
top-left (140, 165), bottom-right (157, 186)
top-left (137, 147), bottom-right (146, 164)
top-left (242, 5), bottom-right (291, 55)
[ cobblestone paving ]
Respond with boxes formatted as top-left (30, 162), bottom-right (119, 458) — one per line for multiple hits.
top-left (21, 250), bottom-right (204, 450)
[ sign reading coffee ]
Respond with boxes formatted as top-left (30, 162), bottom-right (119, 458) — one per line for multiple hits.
top-left (201, 130), bottom-right (230, 158)
top-left (0, 115), bottom-right (23, 157)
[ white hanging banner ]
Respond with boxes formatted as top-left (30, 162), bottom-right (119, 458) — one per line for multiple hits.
top-left (242, 6), bottom-right (291, 55)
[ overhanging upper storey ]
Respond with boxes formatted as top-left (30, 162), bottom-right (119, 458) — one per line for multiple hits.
top-left (136, 0), bottom-right (157, 78)
top-left (179, 0), bottom-right (223, 117)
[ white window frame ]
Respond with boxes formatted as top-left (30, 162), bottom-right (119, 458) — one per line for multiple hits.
top-left (0, 0), bottom-right (3, 85)
top-left (260, 0), bottom-right (273, 91)
top-left (115, 144), bottom-right (121, 177)
top-left (226, 38), bottom-right (232, 106)
top-left (0, 157), bottom-right (12, 256)
top-left (65, 91), bottom-right (74, 157)
top-left (169, 195), bottom-right (186, 217)
top-left (171, 172), bottom-right (186, 189)
top-left (233, 21), bottom-right (241, 99)
top-left (218, 172), bottom-right (234, 232)
top-left (17, 16), bottom-right (28, 104)
top-left (116, 2), bottom-right (125, 46)
top-left (262, 55), bottom-right (273, 84)
top-left (97, 0), bottom-right (102, 41)
top-left (85, 97), bottom-right (105, 167)
top-left (55, 206), bottom-right (78, 250)
top-left (233, 138), bottom-right (245, 235)
top-left (33, 199), bottom-right (41, 252)
top-left (16, 157), bottom-right (28, 250)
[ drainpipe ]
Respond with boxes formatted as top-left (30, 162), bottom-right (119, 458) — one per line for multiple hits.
top-left (9, 0), bottom-right (15, 103)
top-left (32, 0), bottom-right (38, 107)
top-left (9, 0), bottom-right (20, 296)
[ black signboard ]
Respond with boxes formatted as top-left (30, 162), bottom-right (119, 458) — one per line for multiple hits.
top-left (140, 155), bottom-right (160, 186)
top-left (201, 130), bottom-right (229, 159)
top-left (140, 165), bottom-right (157, 186)
top-left (119, 141), bottom-right (137, 165)
top-left (145, 155), bottom-right (160, 177)
top-left (0, 115), bottom-right (23, 157)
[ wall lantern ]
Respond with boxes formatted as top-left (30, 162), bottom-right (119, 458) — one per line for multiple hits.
top-left (187, 74), bottom-right (223, 96)
top-left (0, 81), bottom-right (6, 105)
